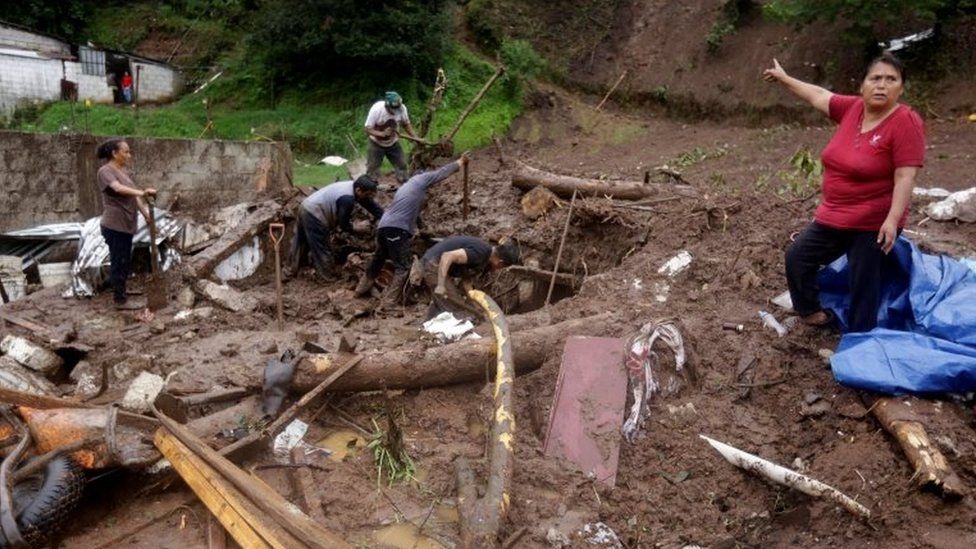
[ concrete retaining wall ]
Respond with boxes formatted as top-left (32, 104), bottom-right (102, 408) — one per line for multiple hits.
top-left (0, 131), bottom-right (293, 232)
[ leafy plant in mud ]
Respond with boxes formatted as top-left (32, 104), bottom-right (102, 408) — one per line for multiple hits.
top-left (777, 147), bottom-right (822, 196)
top-left (669, 145), bottom-right (730, 169)
top-left (368, 405), bottom-right (416, 487)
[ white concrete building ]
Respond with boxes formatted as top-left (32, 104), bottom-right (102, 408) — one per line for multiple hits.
top-left (0, 21), bottom-right (182, 119)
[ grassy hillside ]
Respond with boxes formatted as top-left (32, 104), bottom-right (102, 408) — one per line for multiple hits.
top-left (7, 5), bottom-right (525, 186)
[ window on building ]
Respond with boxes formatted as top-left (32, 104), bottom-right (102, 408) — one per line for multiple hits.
top-left (79, 46), bottom-right (105, 76)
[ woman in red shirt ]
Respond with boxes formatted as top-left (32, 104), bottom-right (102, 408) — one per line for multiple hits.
top-left (764, 53), bottom-right (925, 332)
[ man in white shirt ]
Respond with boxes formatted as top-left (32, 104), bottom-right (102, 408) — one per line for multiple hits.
top-left (364, 91), bottom-right (418, 184)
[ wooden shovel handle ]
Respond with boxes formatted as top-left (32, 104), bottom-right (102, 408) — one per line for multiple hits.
top-left (268, 223), bottom-right (285, 247)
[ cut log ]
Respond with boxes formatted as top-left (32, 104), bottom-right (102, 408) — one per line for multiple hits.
top-left (185, 200), bottom-right (281, 279)
top-left (292, 313), bottom-right (616, 393)
top-left (455, 291), bottom-right (514, 548)
top-left (871, 397), bottom-right (965, 500)
top-left (512, 163), bottom-right (696, 201)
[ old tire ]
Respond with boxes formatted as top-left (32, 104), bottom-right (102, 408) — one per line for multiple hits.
top-left (9, 455), bottom-right (85, 547)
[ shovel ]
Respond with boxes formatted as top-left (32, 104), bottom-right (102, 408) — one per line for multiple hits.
top-left (145, 196), bottom-right (167, 311)
top-left (269, 223), bottom-right (285, 331)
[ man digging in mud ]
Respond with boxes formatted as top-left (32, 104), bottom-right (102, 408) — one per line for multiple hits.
top-left (355, 153), bottom-right (469, 305)
top-left (420, 235), bottom-right (521, 319)
top-left (364, 91), bottom-right (417, 184)
top-left (289, 174), bottom-right (383, 281)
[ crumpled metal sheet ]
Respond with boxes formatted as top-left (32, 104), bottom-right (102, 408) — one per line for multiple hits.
top-left (64, 208), bottom-right (183, 298)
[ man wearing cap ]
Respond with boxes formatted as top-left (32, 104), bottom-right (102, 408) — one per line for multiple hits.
top-left (421, 235), bottom-right (522, 318)
top-left (289, 175), bottom-right (383, 281)
top-left (365, 91), bottom-right (417, 184)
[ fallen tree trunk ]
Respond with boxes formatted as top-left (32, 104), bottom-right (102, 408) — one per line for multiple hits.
top-left (185, 200), bottom-right (281, 279)
top-left (292, 312), bottom-right (616, 393)
top-left (456, 290), bottom-right (514, 548)
top-left (871, 397), bottom-right (965, 500)
top-left (512, 163), bottom-right (696, 201)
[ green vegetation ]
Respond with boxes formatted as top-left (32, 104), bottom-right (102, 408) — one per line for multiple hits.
top-left (368, 410), bottom-right (415, 487)
top-left (763, 0), bottom-right (975, 48)
top-left (669, 145), bottom-right (730, 169)
top-left (706, 0), bottom-right (756, 54)
top-left (2, 0), bottom-right (96, 43)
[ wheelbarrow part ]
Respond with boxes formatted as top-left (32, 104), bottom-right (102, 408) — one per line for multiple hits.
top-left (9, 455), bottom-right (84, 548)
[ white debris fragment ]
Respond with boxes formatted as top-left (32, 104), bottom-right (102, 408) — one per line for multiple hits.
top-left (658, 251), bottom-right (693, 277)
top-left (174, 306), bottom-right (214, 322)
top-left (422, 312), bottom-right (478, 343)
top-left (0, 356), bottom-right (58, 395)
top-left (653, 281), bottom-right (669, 303)
top-left (319, 155), bottom-right (348, 166)
top-left (120, 372), bottom-right (165, 413)
top-left (578, 522), bottom-right (623, 548)
top-left (196, 280), bottom-right (258, 312)
top-left (912, 186), bottom-right (951, 199)
top-left (925, 187), bottom-right (976, 223)
top-left (0, 335), bottom-right (63, 374)
top-left (213, 236), bottom-right (264, 281)
top-left (273, 419), bottom-right (309, 457)
top-left (771, 290), bottom-right (793, 311)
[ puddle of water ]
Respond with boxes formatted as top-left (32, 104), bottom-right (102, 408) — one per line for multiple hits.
top-left (315, 430), bottom-right (366, 462)
top-left (434, 503), bottom-right (459, 523)
top-left (373, 522), bottom-right (441, 549)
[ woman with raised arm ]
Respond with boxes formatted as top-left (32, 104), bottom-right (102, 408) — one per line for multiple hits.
top-left (763, 53), bottom-right (925, 332)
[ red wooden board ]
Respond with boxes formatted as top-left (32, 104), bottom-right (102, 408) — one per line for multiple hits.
top-left (543, 336), bottom-right (627, 487)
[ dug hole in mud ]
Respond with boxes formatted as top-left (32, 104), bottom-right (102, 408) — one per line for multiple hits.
top-left (2, 86), bottom-right (976, 547)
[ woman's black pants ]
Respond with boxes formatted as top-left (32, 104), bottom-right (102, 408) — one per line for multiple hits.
top-left (785, 221), bottom-right (896, 333)
top-left (101, 225), bottom-right (133, 304)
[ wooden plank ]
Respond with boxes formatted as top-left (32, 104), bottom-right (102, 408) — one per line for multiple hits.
top-left (155, 430), bottom-right (290, 549)
top-left (154, 414), bottom-right (351, 548)
top-left (185, 200), bottom-right (281, 279)
top-left (0, 387), bottom-right (92, 409)
top-left (0, 311), bottom-right (51, 334)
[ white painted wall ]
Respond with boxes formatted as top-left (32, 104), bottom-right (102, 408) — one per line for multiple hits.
top-left (0, 51), bottom-right (180, 118)
top-left (0, 25), bottom-right (69, 56)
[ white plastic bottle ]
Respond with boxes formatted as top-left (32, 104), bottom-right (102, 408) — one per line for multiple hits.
top-left (759, 310), bottom-right (788, 337)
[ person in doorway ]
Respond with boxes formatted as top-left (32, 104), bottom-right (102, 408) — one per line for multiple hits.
top-left (95, 139), bottom-right (156, 309)
top-left (421, 236), bottom-right (521, 318)
top-left (364, 91), bottom-right (417, 184)
top-left (763, 52), bottom-right (925, 332)
top-left (121, 71), bottom-right (133, 103)
top-left (355, 153), bottom-right (469, 304)
top-left (289, 175), bottom-right (383, 280)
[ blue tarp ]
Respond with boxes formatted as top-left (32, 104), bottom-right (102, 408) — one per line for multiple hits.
top-left (820, 237), bottom-right (976, 394)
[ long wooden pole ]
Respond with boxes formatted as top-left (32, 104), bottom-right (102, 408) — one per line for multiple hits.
top-left (545, 189), bottom-right (577, 307)
top-left (462, 160), bottom-right (470, 220)
top-left (595, 70), bottom-right (628, 111)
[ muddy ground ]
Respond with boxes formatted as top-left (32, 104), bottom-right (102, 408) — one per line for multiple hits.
top-left (4, 88), bottom-right (976, 548)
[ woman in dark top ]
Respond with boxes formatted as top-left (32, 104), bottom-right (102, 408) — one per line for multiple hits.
top-left (764, 53), bottom-right (925, 332)
top-left (95, 139), bottom-right (156, 309)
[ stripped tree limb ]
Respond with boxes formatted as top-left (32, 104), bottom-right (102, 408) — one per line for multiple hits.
top-left (442, 65), bottom-right (506, 144)
top-left (455, 290), bottom-right (513, 548)
top-left (291, 313), bottom-right (616, 393)
top-left (512, 162), bottom-right (697, 201)
top-left (871, 397), bottom-right (965, 500)
top-left (700, 435), bottom-right (870, 519)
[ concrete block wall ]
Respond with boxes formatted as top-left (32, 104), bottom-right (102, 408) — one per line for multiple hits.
top-left (0, 131), bottom-right (293, 232)
top-left (132, 62), bottom-right (180, 102)
top-left (0, 52), bottom-right (63, 114)
top-left (0, 26), bottom-right (69, 56)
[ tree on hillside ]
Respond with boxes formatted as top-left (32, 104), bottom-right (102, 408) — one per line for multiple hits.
top-left (2, 0), bottom-right (97, 43)
top-left (247, 0), bottom-right (452, 89)
top-left (764, 0), bottom-right (976, 48)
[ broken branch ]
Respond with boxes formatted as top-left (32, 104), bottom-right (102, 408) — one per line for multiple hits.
top-left (871, 397), bottom-right (965, 500)
top-left (512, 162), bottom-right (696, 201)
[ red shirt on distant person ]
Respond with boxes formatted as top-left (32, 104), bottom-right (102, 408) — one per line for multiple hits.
top-left (815, 94), bottom-right (925, 231)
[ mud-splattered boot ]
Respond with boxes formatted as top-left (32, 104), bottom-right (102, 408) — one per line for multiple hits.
top-left (378, 271), bottom-right (409, 309)
top-left (354, 274), bottom-right (375, 297)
